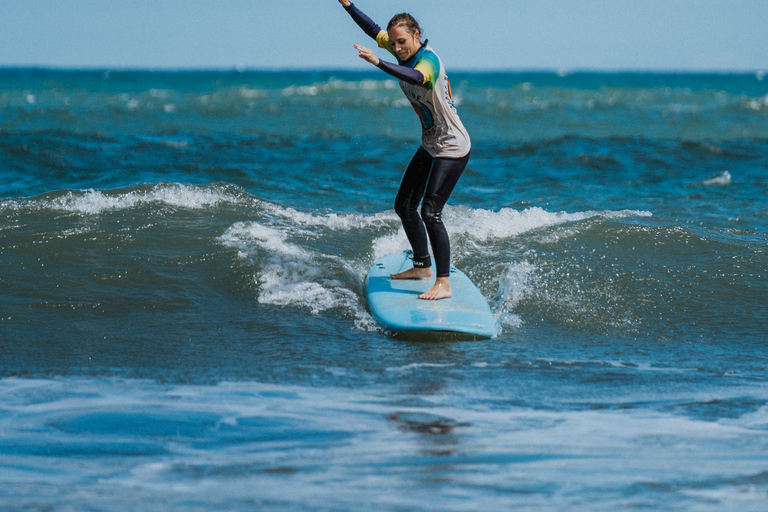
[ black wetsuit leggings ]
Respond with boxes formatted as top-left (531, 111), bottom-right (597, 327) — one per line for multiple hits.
top-left (394, 147), bottom-right (470, 278)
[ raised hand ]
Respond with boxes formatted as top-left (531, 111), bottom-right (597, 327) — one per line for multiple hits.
top-left (354, 44), bottom-right (380, 66)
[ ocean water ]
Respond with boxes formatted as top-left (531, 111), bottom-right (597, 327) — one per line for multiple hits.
top-left (1, 68), bottom-right (768, 510)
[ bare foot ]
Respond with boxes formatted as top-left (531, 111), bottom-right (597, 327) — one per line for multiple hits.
top-left (418, 277), bottom-right (452, 300)
top-left (391, 267), bottom-right (432, 280)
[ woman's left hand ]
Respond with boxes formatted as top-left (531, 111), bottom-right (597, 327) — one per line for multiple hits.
top-left (354, 45), bottom-right (380, 66)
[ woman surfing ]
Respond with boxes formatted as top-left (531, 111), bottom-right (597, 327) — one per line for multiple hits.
top-left (336, 0), bottom-right (471, 300)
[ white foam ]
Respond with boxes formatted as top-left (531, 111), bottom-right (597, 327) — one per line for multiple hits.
top-left (323, 78), bottom-right (398, 92)
top-left (497, 259), bottom-right (537, 310)
top-left (281, 79), bottom-right (400, 98)
top-left (5, 376), bottom-right (768, 511)
top-left (371, 230), bottom-right (410, 262)
top-left (219, 221), bottom-right (374, 323)
top-left (217, 204), bottom-right (652, 331)
top-left (263, 202), bottom-right (397, 231)
top-left (369, 206), bottom-right (652, 263)
top-left (746, 93), bottom-right (768, 110)
top-left (386, 363), bottom-right (455, 373)
top-left (220, 221), bottom-right (304, 259)
top-left (483, 259), bottom-right (539, 330)
top-left (238, 86), bottom-right (266, 99)
top-left (498, 313), bottom-right (524, 328)
top-left (34, 184), bottom-right (243, 216)
top-left (445, 205), bottom-right (652, 241)
top-left (697, 170), bottom-right (732, 187)
top-left (730, 403), bottom-right (768, 430)
top-left (364, 205), bottom-right (652, 333)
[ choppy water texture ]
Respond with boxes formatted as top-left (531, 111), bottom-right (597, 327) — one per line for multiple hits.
top-left (1, 68), bottom-right (768, 511)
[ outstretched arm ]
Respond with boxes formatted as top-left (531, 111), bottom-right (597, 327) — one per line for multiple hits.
top-left (338, 1), bottom-right (383, 41)
top-left (377, 59), bottom-right (425, 86)
top-left (354, 44), bottom-right (425, 86)
top-left (338, 1), bottom-right (425, 86)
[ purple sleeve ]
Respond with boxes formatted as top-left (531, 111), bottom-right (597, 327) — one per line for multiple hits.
top-left (377, 60), bottom-right (425, 86)
top-left (344, 3), bottom-right (425, 85)
top-left (345, 2), bottom-right (382, 40)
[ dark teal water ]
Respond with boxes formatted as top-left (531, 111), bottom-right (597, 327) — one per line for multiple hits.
top-left (1, 68), bottom-right (768, 511)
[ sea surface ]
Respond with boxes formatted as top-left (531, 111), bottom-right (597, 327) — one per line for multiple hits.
top-left (1, 68), bottom-right (768, 510)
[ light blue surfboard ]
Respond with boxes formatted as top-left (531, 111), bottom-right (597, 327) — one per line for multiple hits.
top-left (365, 251), bottom-right (497, 339)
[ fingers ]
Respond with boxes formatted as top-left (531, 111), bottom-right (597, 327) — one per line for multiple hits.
top-left (353, 44), bottom-right (379, 66)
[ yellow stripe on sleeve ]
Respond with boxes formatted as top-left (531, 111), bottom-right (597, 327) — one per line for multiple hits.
top-left (376, 31), bottom-right (398, 59)
top-left (414, 53), bottom-right (440, 90)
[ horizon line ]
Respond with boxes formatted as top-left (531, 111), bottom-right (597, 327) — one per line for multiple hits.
top-left (1, 65), bottom-right (766, 76)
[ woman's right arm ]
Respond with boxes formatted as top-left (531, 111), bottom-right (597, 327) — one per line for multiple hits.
top-left (337, 1), bottom-right (383, 41)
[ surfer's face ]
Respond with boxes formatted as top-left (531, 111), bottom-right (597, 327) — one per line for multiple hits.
top-left (388, 25), bottom-right (420, 61)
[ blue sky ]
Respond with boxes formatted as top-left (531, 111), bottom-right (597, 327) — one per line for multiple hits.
top-left (1, 0), bottom-right (766, 71)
